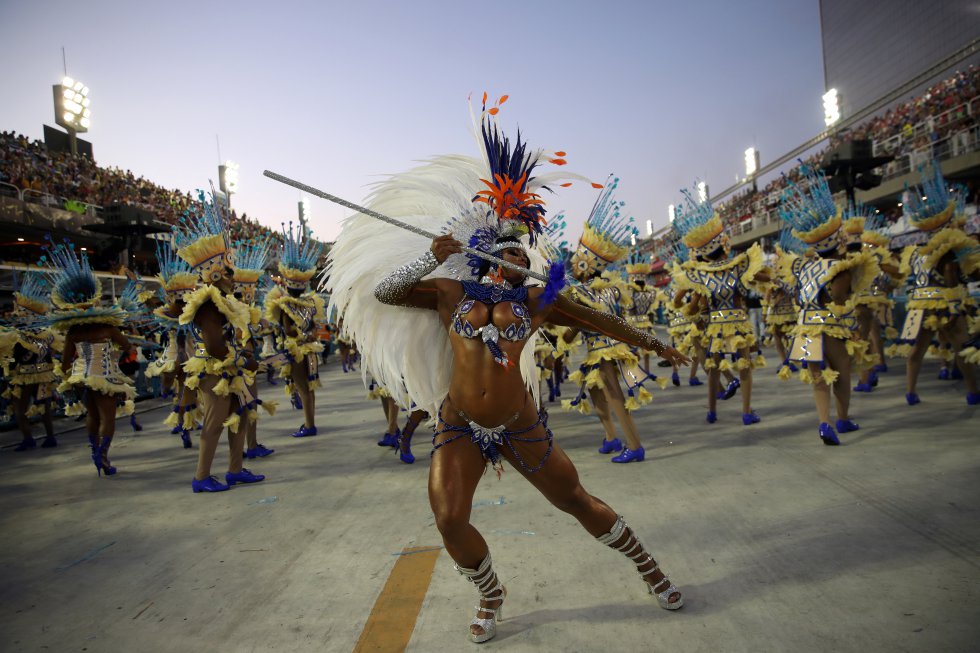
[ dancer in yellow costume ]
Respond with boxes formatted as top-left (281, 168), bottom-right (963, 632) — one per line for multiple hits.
top-left (845, 211), bottom-right (901, 393)
top-left (42, 239), bottom-right (135, 476)
top-left (1, 273), bottom-right (59, 451)
top-left (563, 178), bottom-right (658, 463)
top-left (147, 239), bottom-right (200, 448)
top-left (176, 191), bottom-right (267, 493)
top-left (672, 185), bottom-right (769, 425)
top-left (889, 162), bottom-right (979, 405)
top-left (231, 241), bottom-right (279, 459)
top-left (265, 223), bottom-right (325, 438)
top-left (779, 167), bottom-right (879, 445)
top-left (768, 229), bottom-right (803, 380)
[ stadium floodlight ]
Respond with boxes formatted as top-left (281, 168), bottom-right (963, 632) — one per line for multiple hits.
top-left (219, 160), bottom-right (240, 195)
top-left (54, 76), bottom-right (90, 134)
top-left (646, 219), bottom-right (653, 236)
top-left (668, 204), bottom-right (676, 223)
top-left (697, 181), bottom-right (708, 203)
top-left (823, 88), bottom-right (841, 127)
top-left (298, 196), bottom-right (312, 227)
top-left (744, 147), bottom-right (759, 177)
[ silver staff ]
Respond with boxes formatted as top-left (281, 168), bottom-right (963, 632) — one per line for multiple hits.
top-left (263, 169), bottom-right (549, 283)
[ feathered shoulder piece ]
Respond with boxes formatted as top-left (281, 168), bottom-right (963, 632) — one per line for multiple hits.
top-left (174, 189), bottom-right (233, 284)
top-left (905, 159), bottom-right (966, 233)
top-left (778, 164), bottom-right (842, 254)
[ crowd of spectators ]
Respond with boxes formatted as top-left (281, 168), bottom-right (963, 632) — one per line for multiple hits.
top-left (714, 66), bottom-right (980, 233)
top-left (0, 130), bottom-right (281, 244)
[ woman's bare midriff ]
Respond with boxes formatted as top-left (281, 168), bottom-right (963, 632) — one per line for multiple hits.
top-left (446, 334), bottom-right (531, 426)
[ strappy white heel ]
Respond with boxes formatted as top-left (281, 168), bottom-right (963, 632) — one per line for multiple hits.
top-left (597, 515), bottom-right (684, 610)
top-left (455, 554), bottom-right (507, 643)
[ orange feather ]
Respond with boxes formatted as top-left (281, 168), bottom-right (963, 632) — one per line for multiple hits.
top-left (554, 151), bottom-right (566, 157)
top-left (482, 91), bottom-right (488, 105)
top-left (548, 158), bottom-right (567, 166)
top-left (560, 182), bottom-right (573, 187)
top-left (488, 107), bottom-right (499, 115)
top-left (592, 182), bottom-right (604, 189)
top-left (499, 95), bottom-right (509, 105)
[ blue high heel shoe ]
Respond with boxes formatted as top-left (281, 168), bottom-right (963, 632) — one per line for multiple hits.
top-left (377, 428), bottom-right (400, 448)
top-left (967, 392), bottom-right (980, 405)
top-left (853, 382), bottom-right (872, 392)
top-left (938, 368), bottom-right (950, 380)
top-left (397, 434), bottom-right (415, 464)
top-left (671, 371), bottom-right (680, 386)
top-left (906, 392), bottom-right (920, 406)
top-left (130, 414), bottom-right (142, 432)
top-left (14, 437), bottom-right (36, 451)
top-left (611, 446), bottom-right (645, 463)
top-left (180, 430), bottom-right (192, 449)
top-left (718, 378), bottom-right (740, 400)
top-left (706, 410), bottom-right (717, 424)
top-left (818, 422), bottom-right (840, 446)
top-left (688, 376), bottom-right (703, 386)
top-left (40, 436), bottom-right (58, 448)
top-left (93, 439), bottom-right (116, 476)
top-left (836, 419), bottom-right (859, 433)
top-left (951, 366), bottom-right (963, 380)
top-left (598, 438), bottom-right (623, 454)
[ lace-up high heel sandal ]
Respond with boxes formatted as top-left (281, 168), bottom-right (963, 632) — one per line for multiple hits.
top-left (597, 515), bottom-right (683, 610)
top-left (455, 554), bottom-right (507, 643)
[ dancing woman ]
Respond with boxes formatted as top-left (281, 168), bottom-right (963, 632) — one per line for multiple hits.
top-left (1, 273), bottom-right (58, 450)
top-left (779, 167), bottom-right (879, 445)
top-left (43, 240), bottom-right (136, 476)
top-left (331, 97), bottom-right (690, 643)
top-left (889, 162), bottom-right (979, 404)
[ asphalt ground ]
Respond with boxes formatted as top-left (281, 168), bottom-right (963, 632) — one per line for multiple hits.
top-left (1, 346), bottom-right (978, 653)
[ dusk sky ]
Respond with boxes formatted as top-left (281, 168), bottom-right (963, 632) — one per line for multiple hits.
top-left (1, 0), bottom-right (826, 242)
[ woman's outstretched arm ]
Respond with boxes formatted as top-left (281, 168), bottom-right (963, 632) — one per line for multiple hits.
top-left (374, 234), bottom-right (462, 310)
top-left (546, 293), bottom-right (691, 367)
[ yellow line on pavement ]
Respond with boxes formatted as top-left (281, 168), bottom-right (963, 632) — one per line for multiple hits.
top-left (352, 546), bottom-right (441, 653)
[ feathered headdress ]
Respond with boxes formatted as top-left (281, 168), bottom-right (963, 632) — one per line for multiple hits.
top-left (232, 239), bottom-right (272, 304)
top-left (40, 236), bottom-right (101, 309)
top-left (155, 238), bottom-right (198, 305)
top-left (174, 189), bottom-right (234, 284)
top-left (905, 159), bottom-right (966, 232)
top-left (278, 222), bottom-right (323, 290)
top-left (570, 177), bottom-right (636, 277)
top-left (860, 210), bottom-right (892, 248)
top-left (776, 225), bottom-right (807, 255)
top-left (778, 165), bottom-right (842, 254)
top-left (624, 249), bottom-right (652, 276)
top-left (672, 183), bottom-right (727, 260)
top-left (10, 271), bottom-right (51, 322)
top-left (841, 202), bottom-right (878, 249)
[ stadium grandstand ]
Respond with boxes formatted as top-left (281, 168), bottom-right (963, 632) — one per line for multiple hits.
top-left (642, 64), bottom-right (980, 265)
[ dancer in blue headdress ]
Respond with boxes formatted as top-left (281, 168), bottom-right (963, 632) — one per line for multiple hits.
top-left (0, 272), bottom-right (58, 450)
top-left (43, 238), bottom-right (135, 476)
top-left (265, 223), bottom-right (325, 438)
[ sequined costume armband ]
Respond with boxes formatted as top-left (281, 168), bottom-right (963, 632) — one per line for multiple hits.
top-left (374, 250), bottom-right (439, 305)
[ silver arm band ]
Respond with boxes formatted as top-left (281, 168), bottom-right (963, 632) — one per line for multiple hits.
top-left (374, 250), bottom-right (439, 306)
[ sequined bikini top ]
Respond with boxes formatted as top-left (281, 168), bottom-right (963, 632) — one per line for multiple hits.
top-left (451, 280), bottom-right (532, 367)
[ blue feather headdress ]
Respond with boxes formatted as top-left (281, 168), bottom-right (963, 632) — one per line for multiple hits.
top-left (778, 164), bottom-right (842, 253)
top-left (154, 238), bottom-right (198, 304)
top-left (904, 159), bottom-right (966, 232)
top-left (40, 236), bottom-right (101, 309)
top-left (569, 176), bottom-right (636, 277)
top-left (278, 222), bottom-right (323, 290)
top-left (173, 189), bottom-right (234, 284)
top-left (232, 238), bottom-right (272, 304)
top-left (8, 271), bottom-right (51, 324)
